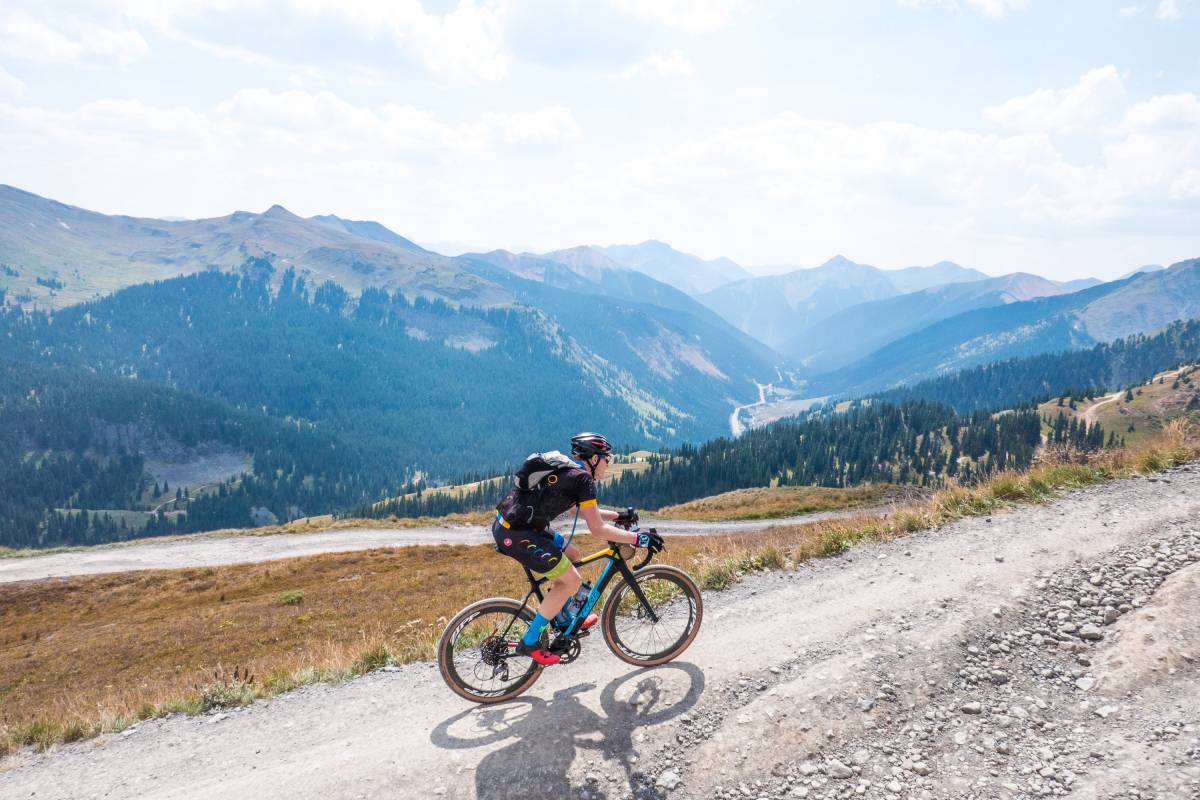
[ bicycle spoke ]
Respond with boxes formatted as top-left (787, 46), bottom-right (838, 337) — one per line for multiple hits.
top-left (608, 573), bottom-right (697, 661)
top-left (447, 608), bottom-right (538, 698)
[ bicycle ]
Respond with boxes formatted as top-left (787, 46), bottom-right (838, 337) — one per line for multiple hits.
top-left (436, 527), bottom-right (704, 704)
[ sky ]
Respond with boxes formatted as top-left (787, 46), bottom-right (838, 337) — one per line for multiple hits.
top-left (1, 1), bottom-right (1198, 281)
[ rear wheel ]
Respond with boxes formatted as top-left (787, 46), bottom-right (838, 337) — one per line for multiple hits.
top-left (601, 565), bottom-right (703, 666)
top-left (437, 598), bottom-right (543, 704)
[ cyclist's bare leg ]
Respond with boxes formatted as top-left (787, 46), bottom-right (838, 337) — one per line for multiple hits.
top-left (537, 562), bottom-right (581, 620)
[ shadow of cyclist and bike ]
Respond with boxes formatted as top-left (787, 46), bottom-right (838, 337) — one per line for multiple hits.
top-left (431, 661), bottom-right (705, 800)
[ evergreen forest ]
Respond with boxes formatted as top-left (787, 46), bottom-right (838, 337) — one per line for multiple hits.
top-left (357, 401), bottom-right (1080, 519)
top-left (870, 319), bottom-right (1200, 413)
top-left (0, 269), bottom-right (651, 547)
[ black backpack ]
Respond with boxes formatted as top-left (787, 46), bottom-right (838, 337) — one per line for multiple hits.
top-left (495, 450), bottom-right (576, 529)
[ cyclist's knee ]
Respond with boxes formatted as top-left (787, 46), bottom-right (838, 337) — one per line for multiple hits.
top-left (556, 566), bottom-right (581, 590)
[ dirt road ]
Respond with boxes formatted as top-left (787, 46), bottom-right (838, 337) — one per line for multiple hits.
top-left (0, 511), bottom-right (861, 584)
top-left (3, 466), bottom-right (1198, 799)
top-left (729, 382), bottom-right (769, 438)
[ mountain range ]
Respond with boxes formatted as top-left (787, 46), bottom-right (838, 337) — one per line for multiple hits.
top-left (2, 182), bottom-right (1198, 544)
top-left (785, 271), bottom-right (1075, 372)
top-left (812, 258), bottom-right (1200, 396)
top-left (0, 185), bottom-right (502, 309)
top-left (696, 256), bottom-right (991, 350)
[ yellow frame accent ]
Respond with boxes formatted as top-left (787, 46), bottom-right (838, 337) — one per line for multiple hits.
top-left (576, 548), bottom-right (615, 566)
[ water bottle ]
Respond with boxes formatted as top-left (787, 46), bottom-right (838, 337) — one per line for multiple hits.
top-left (569, 582), bottom-right (592, 617)
top-left (553, 582), bottom-right (592, 630)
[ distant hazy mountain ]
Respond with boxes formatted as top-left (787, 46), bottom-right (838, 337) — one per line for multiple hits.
top-left (462, 247), bottom-right (762, 342)
top-left (600, 240), bottom-right (749, 296)
top-left (697, 255), bottom-right (988, 350)
top-left (815, 258), bottom-right (1200, 395)
top-left (458, 249), bottom-right (781, 407)
top-left (1119, 264), bottom-right (1164, 280)
top-left (0, 185), bottom-right (500, 309)
top-left (1059, 277), bottom-right (1104, 292)
top-left (787, 272), bottom-right (1072, 372)
top-left (308, 214), bottom-right (428, 253)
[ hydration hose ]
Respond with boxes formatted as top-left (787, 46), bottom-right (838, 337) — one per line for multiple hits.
top-left (564, 508), bottom-right (581, 550)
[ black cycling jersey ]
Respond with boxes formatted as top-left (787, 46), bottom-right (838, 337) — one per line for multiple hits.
top-left (534, 465), bottom-right (597, 525)
top-left (495, 464), bottom-right (597, 531)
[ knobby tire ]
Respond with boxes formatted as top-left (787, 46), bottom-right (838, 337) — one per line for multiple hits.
top-left (601, 565), bottom-right (703, 666)
top-left (437, 597), bottom-right (543, 704)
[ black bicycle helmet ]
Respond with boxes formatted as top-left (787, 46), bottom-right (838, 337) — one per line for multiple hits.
top-left (570, 431), bottom-right (613, 461)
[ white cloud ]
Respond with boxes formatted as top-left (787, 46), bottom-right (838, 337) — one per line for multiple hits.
top-left (985, 66), bottom-right (1126, 134)
top-left (1122, 94), bottom-right (1200, 130)
top-left (621, 50), bottom-right (695, 79)
top-left (2, 89), bottom-right (580, 159)
top-left (287, 0), bottom-right (511, 82)
top-left (1156, 0), bottom-right (1183, 20)
top-left (898, 0), bottom-right (1029, 17)
top-left (481, 106), bottom-right (582, 145)
top-left (41, 0), bottom-right (512, 82)
top-left (0, 10), bottom-right (148, 64)
top-left (607, 0), bottom-right (747, 33)
top-left (1171, 169), bottom-right (1200, 198)
top-left (0, 65), bottom-right (24, 98)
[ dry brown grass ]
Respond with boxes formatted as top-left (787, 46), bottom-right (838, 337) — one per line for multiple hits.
top-left (3, 420), bottom-right (1198, 757)
top-left (198, 510), bottom-right (494, 539)
top-left (655, 484), bottom-right (888, 521)
top-left (0, 512), bottom-right (495, 561)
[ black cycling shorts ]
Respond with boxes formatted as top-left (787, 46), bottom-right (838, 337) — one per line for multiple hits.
top-left (492, 519), bottom-right (569, 578)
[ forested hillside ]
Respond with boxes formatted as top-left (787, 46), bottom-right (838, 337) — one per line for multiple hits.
top-left (0, 360), bottom-right (367, 549)
top-left (870, 319), bottom-right (1200, 413)
top-left (0, 268), bottom-right (659, 472)
top-left (0, 269), bottom-right (688, 547)
top-left (358, 401), bottom-right (1065, 518)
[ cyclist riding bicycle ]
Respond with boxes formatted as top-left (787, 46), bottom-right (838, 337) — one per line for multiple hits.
top-left (492, 432), bottom-right (664, 666)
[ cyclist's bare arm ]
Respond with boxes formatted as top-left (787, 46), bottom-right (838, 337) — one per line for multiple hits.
top-left (580, 504), bottom-right (639, 546)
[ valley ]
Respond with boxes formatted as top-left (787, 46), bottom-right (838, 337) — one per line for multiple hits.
top-left (3, 183), bottom-right (1200, 561)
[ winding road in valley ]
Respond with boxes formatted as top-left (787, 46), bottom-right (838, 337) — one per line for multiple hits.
top-left (729, 382), bottom-right (770, 438)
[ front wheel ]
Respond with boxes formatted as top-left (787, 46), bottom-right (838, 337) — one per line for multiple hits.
top-left (437, 597), bottom-right (543, 704)
top-left (602, 565), bottom-right (703, 666)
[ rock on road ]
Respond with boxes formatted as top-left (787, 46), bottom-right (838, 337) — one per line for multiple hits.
top-left (3, 467), bottom-right (1199, 799)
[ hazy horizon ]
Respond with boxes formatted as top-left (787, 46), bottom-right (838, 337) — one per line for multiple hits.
top-left (2, 1), bottom-right (1198, 281)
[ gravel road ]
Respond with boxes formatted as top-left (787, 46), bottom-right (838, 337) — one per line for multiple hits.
top-left (0, 511), bottom-right (861, 584)
top-left (3, 467), bottom-right (1198, 800)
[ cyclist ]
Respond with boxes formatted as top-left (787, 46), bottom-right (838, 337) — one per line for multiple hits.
top-left (492, 432), bottom-right (664, 666)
